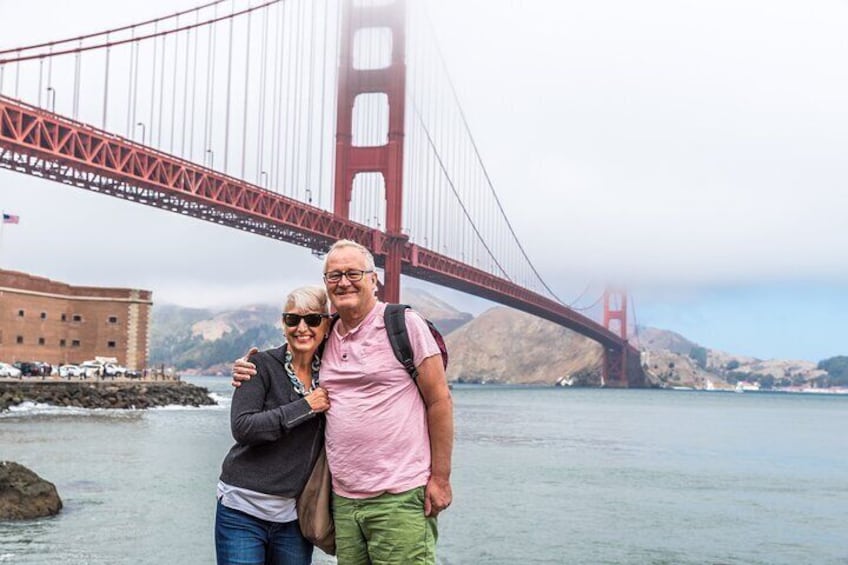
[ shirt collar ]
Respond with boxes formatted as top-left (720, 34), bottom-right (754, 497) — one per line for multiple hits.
top-left (335, 301), bottom-right (383, 338)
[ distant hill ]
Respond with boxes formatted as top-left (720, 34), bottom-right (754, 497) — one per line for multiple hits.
top-left (636, 326), bottom-right (699, 356)
top-left (149, 303), bottom-right (281, 373)
top-left (635, 326), bottom-right (827, 389)
top-left (149, 292), bottom-right (837, 389)
top-left (445, 307), bottom-right (603, 385)
top-left (149, 288), bottom-right (473, 375)
top-left (443, 312), bottom-right (831, 389)
top-left (400, 288), bottom-right (473, 334)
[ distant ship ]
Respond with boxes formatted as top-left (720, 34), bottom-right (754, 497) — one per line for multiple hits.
top-left (735, 381), bottom-right (761, 393)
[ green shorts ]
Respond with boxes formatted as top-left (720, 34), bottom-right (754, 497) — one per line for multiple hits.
top-left (333, 486), bottom-right (438, 565)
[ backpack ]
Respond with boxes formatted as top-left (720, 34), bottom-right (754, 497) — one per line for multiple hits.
top-left (383, 304), bottom-right (449, 380)
top-left (326, 304), bottom-right (449, 379)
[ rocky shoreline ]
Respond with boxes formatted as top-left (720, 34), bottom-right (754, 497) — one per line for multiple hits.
top-left (0, 380), bottom-right (216, 412)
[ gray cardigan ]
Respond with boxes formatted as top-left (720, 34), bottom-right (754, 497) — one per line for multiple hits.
top-left (219, 345), bottom-right (323, 497)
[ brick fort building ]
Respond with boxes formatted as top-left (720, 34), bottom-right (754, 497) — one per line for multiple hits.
top-left (0, 269), bottom-right (152, 370)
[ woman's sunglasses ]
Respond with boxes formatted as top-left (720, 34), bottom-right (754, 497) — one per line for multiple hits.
top-left (282, 313), bottom-right (328, 328)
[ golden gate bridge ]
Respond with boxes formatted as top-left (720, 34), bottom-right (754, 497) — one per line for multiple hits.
top-left (0, 0), bottom-right (645, 386)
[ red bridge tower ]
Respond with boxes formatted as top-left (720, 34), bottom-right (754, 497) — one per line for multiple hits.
top-left (334, 0), bottom-right (407, 302)
top-left (602, 289), bottom-right (629, 387)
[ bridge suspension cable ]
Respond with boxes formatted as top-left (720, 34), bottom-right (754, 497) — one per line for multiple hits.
top-left (412, 106), bottom-right (512, 281)
top-left (403, 2), bottom-right (565, 305)
top-left (421, 20), bottom-right (565, 305)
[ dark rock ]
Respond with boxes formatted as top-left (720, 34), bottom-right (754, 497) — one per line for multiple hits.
top-left (0, 461), bottom-right (63, 520)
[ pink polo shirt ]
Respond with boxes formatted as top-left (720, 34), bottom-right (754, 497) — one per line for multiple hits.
top-left (320, 302), bottom-right (441, 498)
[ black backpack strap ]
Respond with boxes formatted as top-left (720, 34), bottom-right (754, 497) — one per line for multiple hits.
top-left (384, 304), bottom-right (418, 379)
top-left (315, 313), bottom-right (340, 359)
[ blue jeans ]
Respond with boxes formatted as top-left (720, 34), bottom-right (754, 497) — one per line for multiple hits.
top-left (215, 500), bottom-right (313, 565)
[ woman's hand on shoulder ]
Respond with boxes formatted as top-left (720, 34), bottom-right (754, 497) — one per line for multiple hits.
top-left (305, 386), bottom-right (330, 413)
top-left (231, 347), bottom-right (258, 388)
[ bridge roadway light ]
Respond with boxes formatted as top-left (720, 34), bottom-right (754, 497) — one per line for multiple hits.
top-left (206, 149), bottom-right (214, 169)
top-left (260, 171), bottom-right (268, 188)
top-left (135, 122), bottom-right (146, 145)
top-left (46, 87), bottom-right (56, 113)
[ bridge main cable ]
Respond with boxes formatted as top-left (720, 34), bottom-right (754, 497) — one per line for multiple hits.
top-left (0, 0), bottom-right (283, 65)
top-left (0, 0), bottom-right (229, 56)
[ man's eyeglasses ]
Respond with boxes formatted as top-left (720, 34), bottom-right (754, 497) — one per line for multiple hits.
top-left (323, 269), bottom-right (374, 283)
top-left (282, 313), bottom-right (328, 328)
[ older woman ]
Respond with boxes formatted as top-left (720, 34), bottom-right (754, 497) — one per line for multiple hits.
top-left (215, 286), bottom-right (331, 565)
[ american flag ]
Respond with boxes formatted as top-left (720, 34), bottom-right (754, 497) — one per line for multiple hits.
top-left (2, 213), bottom-right (20, 224)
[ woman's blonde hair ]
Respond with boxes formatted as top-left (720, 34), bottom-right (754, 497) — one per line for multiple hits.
top-left (284, 286), bottom-right (329, 313)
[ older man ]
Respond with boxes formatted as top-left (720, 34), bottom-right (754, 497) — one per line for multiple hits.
top-left (235, 239), bottom-right (454, 564)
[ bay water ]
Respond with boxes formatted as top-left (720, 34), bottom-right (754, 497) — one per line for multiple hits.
top-left (1, 378), bottom-right (846, 564)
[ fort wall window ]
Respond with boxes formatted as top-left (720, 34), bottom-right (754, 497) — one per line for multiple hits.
top-left (107, 341), bottom-right (116, 348)
top-left (38, 337), bottom-right (45, 345)
top-left (16, 335), bottom-right (24, 344)
top-left (17, 310), bottom-right (24, 317)
top-left (71, 340), bottom-right (80, 347)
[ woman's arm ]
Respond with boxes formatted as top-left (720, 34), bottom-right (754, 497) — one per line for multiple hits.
top-left (230, 353), bottom-right (329, 445)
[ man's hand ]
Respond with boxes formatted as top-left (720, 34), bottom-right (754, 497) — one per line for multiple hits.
top-left (305, 386), bottom-right (330, 413)
top-left (424, 475), bottom-right (452, 517)
top-left (231, 347), bottom-right (258, 388)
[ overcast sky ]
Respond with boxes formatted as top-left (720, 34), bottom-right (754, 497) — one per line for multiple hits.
top-left (1, 0), bottom-right (847, 362)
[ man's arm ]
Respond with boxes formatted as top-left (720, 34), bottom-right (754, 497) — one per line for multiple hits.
top-left (415, 354), bottom-right (454, 517)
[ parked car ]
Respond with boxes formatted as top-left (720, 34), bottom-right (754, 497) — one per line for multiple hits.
top-left (78, 361), bottom-right (104, 378)
top-left (104, 363), bottom-right (127, 377)
top-left (0, 362), bottom-right (22, 378)
top-left (13, 361), bottom-right (44, 377)
top-left (59, 364), bottom-right (84, 379)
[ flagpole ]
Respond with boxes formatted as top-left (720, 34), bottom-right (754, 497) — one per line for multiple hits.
top-left (0, 212), bottom-right (5, 267)
top-left (0, 211), bottom-right (20, 267)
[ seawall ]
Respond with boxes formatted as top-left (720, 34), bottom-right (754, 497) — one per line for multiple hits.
top-left (0, 380), bottom-right (216, 411)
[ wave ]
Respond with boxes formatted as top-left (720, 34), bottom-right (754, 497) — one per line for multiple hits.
top-left (0, 401), bottom-right (110, 418)
top-left (149, 399), bottom-right (227, 411)
top-left (208, 392), bottom-right (232, 407)
top-left (0, 397), bottom-right (227, 418)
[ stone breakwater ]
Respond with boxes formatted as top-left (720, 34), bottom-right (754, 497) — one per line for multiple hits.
top-left (0, 381), bottom-right (217, 411)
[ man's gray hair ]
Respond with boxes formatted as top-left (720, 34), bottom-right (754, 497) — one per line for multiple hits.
top-left (284, 286), bottom-right (329, 314)
top-left (323, 239), bottom-right (376, 272)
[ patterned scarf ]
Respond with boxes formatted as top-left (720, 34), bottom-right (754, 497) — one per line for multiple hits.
top-left (284, 348), bottom-right (320, 397)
